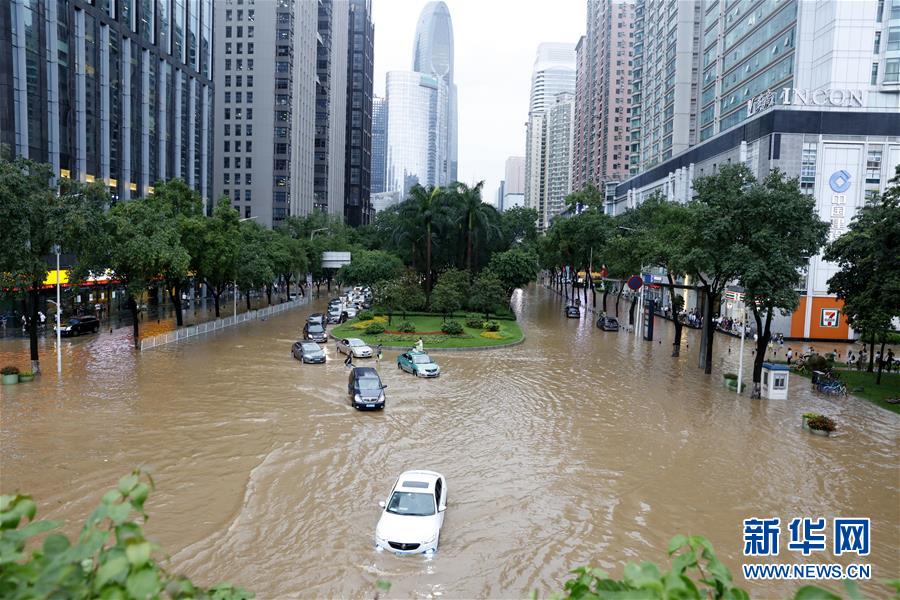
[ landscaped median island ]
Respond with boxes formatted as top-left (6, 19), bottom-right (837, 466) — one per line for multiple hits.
top-left (329, 313), bottom-right (524, 350)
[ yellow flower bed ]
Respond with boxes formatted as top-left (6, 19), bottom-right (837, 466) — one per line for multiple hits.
top-left (352, 316), bottom-right (387, 330)
top-left (480, 331), bottom-right (505, 340)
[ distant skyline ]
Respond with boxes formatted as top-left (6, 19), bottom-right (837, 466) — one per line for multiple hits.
top-left (372, 0), bottom-right (586, 205)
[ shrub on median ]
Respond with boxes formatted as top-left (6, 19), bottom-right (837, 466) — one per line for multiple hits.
top-left (441, 320), bottom-right (464, 335)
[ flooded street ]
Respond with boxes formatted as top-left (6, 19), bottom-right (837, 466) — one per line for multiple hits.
top-left (1, 285), bottom-right (897, 598)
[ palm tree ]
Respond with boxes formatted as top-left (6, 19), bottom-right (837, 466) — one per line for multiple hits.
top-left (399, 184), bottom-right (444, 299)
top-left (453, 181), bottom-right (497, 273)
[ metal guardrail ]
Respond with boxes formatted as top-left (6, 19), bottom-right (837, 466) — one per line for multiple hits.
top-left (140, 296), bottom-right (308, 351)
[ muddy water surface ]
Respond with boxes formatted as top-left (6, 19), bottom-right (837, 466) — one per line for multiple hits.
top-left (1, 286), bottom-right (897, 598)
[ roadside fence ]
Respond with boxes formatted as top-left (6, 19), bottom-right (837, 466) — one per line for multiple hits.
top-left (139, 296), bottom-right (308, 351)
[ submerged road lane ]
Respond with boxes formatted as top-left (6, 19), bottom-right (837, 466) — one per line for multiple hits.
top-left (1, 285), bottom-right (897, 598)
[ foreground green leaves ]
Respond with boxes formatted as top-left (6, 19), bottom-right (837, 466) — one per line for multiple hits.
top-left (0, 471), bottom-right (251, 599)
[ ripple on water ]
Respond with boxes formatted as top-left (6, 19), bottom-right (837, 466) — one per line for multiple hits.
top-left (1, 286), bottom-right (897, 599)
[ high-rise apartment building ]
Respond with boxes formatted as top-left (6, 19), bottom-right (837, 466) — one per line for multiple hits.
top-left (573, 0), bottom-right (634, 191)
top-left (504, 156), bottom-right (526, 195)
top-left (371, 95), bottom-right (386, 194)
top-left (616, 0), bottom-right (900, 341)
top-left (524, 43), bottom-right (576, 230)
top-left (383, 1), bottom-right (456, 199)
top-left (544, 92), bottom-right (576, 227)
top-left (413, 1), bottom-right (457, 181)
top-left (344, 0), bottom-right (374, 226)
top-left (213, 0), bottom-right (317, 227)
top-left (0, 0), bottom-right (214, 203)
top-left (314, 0), bottom-right (349, 215)
top-left (629, 0), bottom-right (699, 174)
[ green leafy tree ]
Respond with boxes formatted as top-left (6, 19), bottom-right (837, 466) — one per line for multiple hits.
top-left (0, 472), bottom-right (252, 598)
top-left (183, 198), bottom-right (240, 317)
top-left (564, 183), bottom-right (605, 213)
top-left (682, 164), bottom-right (751, 374)
top-left (268, 229), bottom-right (309, 301)
top-left (825, 165), bottom-right (900, 382)
top-left (400, 185), bottom-right (444, 300)
top-left (499, 206), bottom-right (539, 247)
top-left (148, 179), bottom-right (202, 327)
top-left (235, 220), bottom-right (275, 311)
top-left (337, 250), bottom-right (404, 288)
top-left (375, 273), bottom-right (425, 322)
top-left (430, 268), bottom-right (469, 320)
top-left (453, 181), bottom-right (499, 274)
top-left (84, 198), bottom-right (189, 348)
top-left (733, 171), bottom-right (828, 397)
top-left (0, 158), bottom-right (107, 372)
top-left (469, 270), bottom-right (508, 319)
top-left (487, 247), bottom-right (539, 296)
top-left (621, 194), bottom-right (693, 356)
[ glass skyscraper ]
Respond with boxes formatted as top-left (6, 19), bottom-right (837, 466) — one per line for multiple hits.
top-left (0, 0), bottom-right (213, 204)
top-left (412, 0), bottom-right (457, 182)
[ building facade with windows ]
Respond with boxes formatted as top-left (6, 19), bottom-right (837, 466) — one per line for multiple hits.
top-left (573, 0), bottom-right (634, 192)
top-left (1, 0), bottom-right (213, 203)
top-left (344, 0), bottom-right (374, 226)
top-left (524, 43), bottom-right (576, 231)
top-left (213, 0), bottom-right (317, 227)
top-left (616, 0), bottom-right (900, 340)
top-left (384, 70), bottom-right (448, 198)
top-left (370, 95), bottom-right (386, 194)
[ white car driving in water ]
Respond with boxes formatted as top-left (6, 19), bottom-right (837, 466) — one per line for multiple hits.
top-left (375, 470), bottom-right (447, 555)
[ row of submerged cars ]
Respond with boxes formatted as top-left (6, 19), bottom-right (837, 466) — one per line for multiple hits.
top-left (564, 304), bottom-right (620, 331)
top-left (289, 288), bottom-right (449, 554)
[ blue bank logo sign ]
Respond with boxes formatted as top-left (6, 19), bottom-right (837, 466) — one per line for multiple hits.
top-left (829, 170), bottom-right (851, 193)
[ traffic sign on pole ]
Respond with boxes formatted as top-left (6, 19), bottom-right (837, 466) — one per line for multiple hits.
top-left (627, 275), bottom-right (643, 291)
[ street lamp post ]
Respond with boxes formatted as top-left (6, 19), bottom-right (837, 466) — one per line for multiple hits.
top-left (736, 302), bottom-right (746, 395)
top-left (51, 245), bottom-right (62, 374)
top-left (235, 216), bottom-right (259, 319)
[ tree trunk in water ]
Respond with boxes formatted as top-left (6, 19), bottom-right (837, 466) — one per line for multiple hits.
top-left (426, 224), bottom-right (432, 305)
top-left (615, 285), bottom-right (623, 317)
top-left (629, 296), bottom-right (637, 325)
top-left (867, 336), bottom-right (875, 372)
top-left (28, 285), bottom-right (40, 374)
top-left (246, 292), bottom-right (252, 312)
top-left (266, 284), bottom-right (272, 305)
top-left (128, 296), bottom-right (140, 349)
top-left (327, 274), bottom-right (332, 292)
top-left (667, 273), bottom-right (683, 357)
top-left (213, 290), bottom-right (221, 317)
top-left (698, 288), bottom-right (708, 369)
top-left (702, 289), bottom-right (717, 374)
top-left (172, 282), bottom-right (184, 327)
top-left (877, 337), bottom-right (886, 384)
top-left (589, 274), bottom-right (596, 308)
top-left (602, 288), bottom-right (609, 313)
top-left (750, 309), bottom-right (773, 399)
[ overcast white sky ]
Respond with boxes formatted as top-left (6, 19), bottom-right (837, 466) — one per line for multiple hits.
top-left (371, 0), bottom-right (586, 206)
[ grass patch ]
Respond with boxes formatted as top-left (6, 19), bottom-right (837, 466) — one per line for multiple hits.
top-left (789, 367), bottom-right (900, 414)
top-left (331, 313), bottom-right (523, 349)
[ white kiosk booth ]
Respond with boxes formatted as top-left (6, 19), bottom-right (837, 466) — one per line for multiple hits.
top-left (761, 362), bottom-right (790, 400)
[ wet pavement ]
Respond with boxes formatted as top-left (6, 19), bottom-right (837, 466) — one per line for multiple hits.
top-left (1, 285), bottom-right (897, 598)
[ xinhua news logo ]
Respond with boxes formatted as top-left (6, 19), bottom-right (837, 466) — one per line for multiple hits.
top-left (741, 517), bottom-right (872, 581)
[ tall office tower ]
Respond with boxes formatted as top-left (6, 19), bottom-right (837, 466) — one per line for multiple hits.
top-left (413, 1), bottom-right (457, 181)
top-left (370, 96), bottom-right (386, 194)
top-left (615, 0), bottom-right (900, 341)
top-left (0, 0), bottom-right (213, 203)
top-left (213, 0), bottom-right (317, 227)
top-left (496, 180), bottom-right (506, 210)
top-left (573, 0), bottom-right (634, 191)
top-left (315, 0), bottom-right (349, 215)
top-left (629, 0), bottom-right (700, 173)
top-left (544, 92), bottom-right (576, 228)
top-left (502, 156), bottom-right (526, 212)
top-left (384, 70), bottom-right (448, 198)
top-left (344, 0), bottom-right (374, 226)
top-left (524, 43), bottom-right (576, 230)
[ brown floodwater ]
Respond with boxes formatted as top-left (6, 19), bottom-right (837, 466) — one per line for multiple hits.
top-left (1, 285), bottom-right (897, 598)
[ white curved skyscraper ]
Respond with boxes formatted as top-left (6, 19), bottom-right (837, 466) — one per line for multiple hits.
top-left (412, 1), bottom-right (457, 183)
